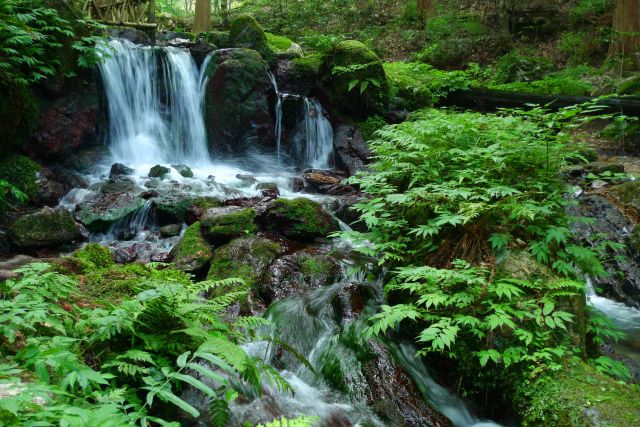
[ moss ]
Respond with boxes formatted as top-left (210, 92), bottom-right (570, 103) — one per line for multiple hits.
top-left (265, 32), bottom-right (293, 53)
top-left (155, 194), bottom-right (221, 224)
top-left (300, 255), bottom-right (335, 278)
top-left (320, 40), bottom-right (389, 118)
top-left (0, 153), bottom-right (41, 200)
top-left (80, 263), bottom-right (191, 304)
top-left (73, 243), bottom-right (114, 271)
top-left (172, 222), bottom-right (213, 272)
top-left (515, 361), bottom-right (640, 427)
top-left (201, 207), bottom-right (258, 244)
top-left (618, 74), bottom-right (640, 96)
top-left (292, 54), bottom-right (323, 75)
top-left (206, 236), bottom-right (282, 305)
top-left (229, 14), bottom-right (274, 65)
top-left (149, 165), bottom-right (170, 178)
top-left (9, 207), bottom-right (82, 249)
top-left (75, 194), bottom-right (146, 232)
top-left (0, 82), bottom-right (38, 155)
top-left (265, 198), bottom-right (334, 240)
top-left (201, 31), bottom-right (230, 48)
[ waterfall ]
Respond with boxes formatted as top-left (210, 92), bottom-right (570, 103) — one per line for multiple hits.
top-left (98, 39), bottom-right (211, 166)
top-left (292, 97), bottom-right (334, 169)
top-left (268, 73), bottom-right (284, 164)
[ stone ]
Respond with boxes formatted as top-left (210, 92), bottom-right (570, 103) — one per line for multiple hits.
top-left (149, 165), bottom-right (171, 178)
top-left (228, 14), bottom-right (274, 64)
top-left (34, 169), bottom-right (67, 206)
top-left (9, 206), bottom-right (84, 248)
top-left (184, 196), bottom-right (224, 225)
top-left (99, 177), bottom-right (139, 194)
top-left (170, 222), bottom-right (213, 273)
top-left (236, 174), bottom-right (258, 185)
top-left (75, 192), bottom-right (146, 232)
top-left (258, 198), bottom-right (335, 242)
top-left (303, 169), bottom-right (345, 187)
top-left (160, 224), bottom-right (182, 237)
top-left (256, 182), bottom-right (280, 198)
top-left (200, 206), bottom-right (258, 245)
top-left (172, 164), bottom-right (194, 178)
top-left (584, 161), bottom-right (624, 175)
top-left (319, 40), bottom-right (389, 119)
top-left (109, 163), bottom-right (134, 177)
top-left (333, 125), bottom-right (372, 175)
top-left (290, 177), bottom-right (305, 192)
top-left (203, 48), bottom-right (274, 154)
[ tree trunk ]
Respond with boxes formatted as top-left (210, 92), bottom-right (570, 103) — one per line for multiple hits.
top-left (610, 0), bottom-right (640, 68)
top-left (417, 0), bottom-right (435, 19)
top-left (193, 0), bottom-right (211, 33)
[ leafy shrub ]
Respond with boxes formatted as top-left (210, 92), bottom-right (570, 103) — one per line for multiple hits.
top-left (489, 66), bottom-right (597, 96)
top-left (73, 243), bottom-right (114, 270)
top-left (570, 0), bottom-right (613, 25)
top-left (341, 106), bottom-right (607, 374)
top-left (491, 51), bottom-right (554, 84)
top-left (0, 263), bottom-right (291, 425)
top-left (358, 116), bottom-right (387, 142)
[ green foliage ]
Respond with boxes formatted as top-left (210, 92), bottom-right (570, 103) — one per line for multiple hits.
top-left (491, 51), bottom-right (554, 84)
top-left (0, 153), bottom-right (40, 214)
top-left (0, 0), bottom-right (105, 86)
top-left (357, 116), bottom-right (387, 142)
top-left (0, 179), bottom-right (27, 215)
top-left (569, 0), bottom-right (613, 25)
top-left (0, 263), bottom-right (290, 425)
top-left (341, 105), bottom-right (608, 374)
top-left (488, 66), bottom-right (598, 96)
top-left (73, 243), bottom-right (115, 270)
top-left (265, 32), bottom-right (293, 53)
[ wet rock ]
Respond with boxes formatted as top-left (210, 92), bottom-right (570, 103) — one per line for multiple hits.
top-left (261, 251), bottom-right (340, 304)
top-left (290, 176), bottom-right (305, 192)
top-left (363, 341), bottom-right (452, 427)
top-left (256, 182), bottom-right (280, 198)
top-left (332, 282), bottom-right (375, 323)
top-left (172, 164), bottom-right (193, 178)
top-left (228, 14), bottom-right (274, 64)
top-left (109, 163), bottom-right (134, 177)
top-left (204, 48), bottom-right (274, 154)
top-left (333, 125), bottom-right (371, 175)
top-left (303, 169), bottom-right (344, 187)
top-left (584, 161), bottom-right (625, 175)
top-left (112, 243), bottom-right (139, 264)
top-left (258, 198), bottom-right (335, 242)
top-left (160, 224), bottom-right (182, 237)
top-left (34, 169), bottom-right (67, 206)
top-left (184, 196), bottom-right (224, 225)
top-left (200, 206), bottom-right (258, 245)
top-left (609, 181), bottom-right (640, 215)
top-left (236, 174), bottom-right (258, 185)
top-left (569, 195), bottom-right (640, 306)
top-left (170, 222), bottom-right (213, 273)
top-left (105, 27), bottom-right (151, 45)
top-left (99, 177), bottom-right (139, 194)
top-left (32, 84), bottom-right (101, 157)
top-left (75, 192), bottom-right (146, 232)
top-left (149, 164), bottom-right (170, 178)
top-left (9, 206), bottom-right (84, 249)
top-left (141, 190), bottom-right (159, 199)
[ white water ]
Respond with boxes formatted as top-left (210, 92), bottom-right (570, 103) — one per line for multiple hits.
top-left (586, 278), bottom-right (640, 334)
top-left (268, 72), bottom-right (284, 164)
top-left (292, 97), bottom-right (334, 169)
top-left (98, 39), bottom-right (211, 166)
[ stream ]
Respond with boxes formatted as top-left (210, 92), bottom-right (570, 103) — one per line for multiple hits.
top-left (58, 37), bottom-right (506, 426)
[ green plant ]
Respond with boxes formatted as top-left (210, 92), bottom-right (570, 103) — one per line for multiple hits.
top-left (0, 178), bottom-right (27, 214)
top-left (491, 51), bottom-right (554, 84)
top-left (0, 263), bottom-right (293, 425)
top-left (331, 62), bottom-right (382, 95)
top-left (340, 105), bottom-right (608, 375)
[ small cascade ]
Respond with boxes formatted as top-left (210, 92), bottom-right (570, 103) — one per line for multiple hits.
top-left (98, 39), bottom-right (211, 166)
top-left (292, 97), bottom-right (335, 169)
top-left (95, 201), bottom-right (155, 242)
top-left (268, 73), bottom-right (284, 164)
top-left (586, 278), bottom-right (640, 334)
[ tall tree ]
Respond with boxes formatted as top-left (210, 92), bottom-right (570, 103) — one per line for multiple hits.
top-left (417, 0), bottom-right (436, 19)
top-left (193, 0), bottom-right (211, 33)
top-left (609, 0), bottom-right (640, 68)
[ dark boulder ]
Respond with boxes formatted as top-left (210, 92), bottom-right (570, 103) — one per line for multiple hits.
top-left (203, 48), bottom-right (274, 154)
top-left (228, 14), bottom-right (274, 65)
top-left (149, 165), bottom-right (170, 178)
top-left (333, 125), bottom-right (371, 175)
top-left (34, 168), bottom-right (67, 206)
top-left (75, 192), bottom-right (146, 232)
top-left (258, 197), bottom-right (335, 242)
top-left (9, 206), bottom-right (84, 249)
top-left (109, 163), bottom-right (134, 177)
top-left (105, 27), bottom-right (151, 45)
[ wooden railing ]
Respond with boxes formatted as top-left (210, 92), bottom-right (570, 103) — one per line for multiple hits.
top-left (84, 0), bottom-right (156, 28)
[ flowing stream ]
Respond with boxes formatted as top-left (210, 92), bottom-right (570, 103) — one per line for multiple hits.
top-left (63, 39), bottom-right (504, 426)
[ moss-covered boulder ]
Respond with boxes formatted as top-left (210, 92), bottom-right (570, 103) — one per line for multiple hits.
top-left (0, 154), bottom-right (41, 203)
top-left (515, 361), bottom-right (640, 426)
top-left (319, 40), bottom-right (389, 119)
top-left (154, 192), bottom-right (222, 225)
top-left (9, 206), bottom-right (84, 249)
top-left (75, 193), bottom-right (146, 232)
top-left (265, 32), bottom-right (301, 59)
top-left (200, 31), bottom-right (230, 48)
top-left (618, 74), bottom-right (640, 96)
top-left (200, 206), bottom-right (258, 245)
top-left (259, 198), bottom-right (335, 242)
top-left (149, 165), bottom-right (170, 178)
top-left (170, 222), bottom-right (213, 272)
top-left (203, 48), bottom-right (274, 154)
top-left (72, 243), bottom-right (114, 270)
top-left (185, 196), bottom-right (224, 224)
top-left (228, 15), bottom-right (274, 65)
top-left (207, 236), bottom-right (282, 287)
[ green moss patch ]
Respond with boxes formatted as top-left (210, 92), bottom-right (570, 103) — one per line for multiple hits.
top-left (171, 222), bottom-right (213, 272)
top-left (201, 206), bottom-right (258, 245)
top-left (73, 243), bottom-right (115, 271)
top-left (266, 32), bottom-right (293, 53)
top-left (229, 14), bottom-right (274, 64)
top-left (0, 153), bottom-right (41, 200)
top-left (9, 207), bottom-right (82, 249)
top-left (262, 198), bottom-right (335, 242)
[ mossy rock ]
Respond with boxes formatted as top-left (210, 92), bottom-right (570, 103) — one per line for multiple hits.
top-left (515, 361), bottom-right (640, 426)
top-left (171, 222), bottom-right (213, 272)
top-left (79, 263), bottom-right (191, 304)
top-left (73, 243), bottom-right (114, 271)
top-left (200, 206), bottom-right (258, 245)
top-left (149, 165), bottom-right (170, 178)
top-left (0, 82), bottom-right (38, 154)
top-left (154, 193), bottom-right (222, 224)
top-left (618, 74), bottom-right (640, 96)
top-left (319, 40), bottom-right (389, 119)
top-left (75, 193), bottom-right (146, 232)
top-left (0, 154), bottom-right (41, 201)
top-left (207, 236), bottom-right (283, 291)
top-left (609, 181), bottom-right (640, 215)
top-left (260, 198), bottom-right (335, 242)
top-left (292, 54), bottom-right (323, 78)
top-left (9, 206), bottom-right (84, 249)
top-left (228, 14), bottom-right (274, 65)
top-left (265, 32), bottom-right (300, 59)
top-left (201, 31), bottom-right (230, 48)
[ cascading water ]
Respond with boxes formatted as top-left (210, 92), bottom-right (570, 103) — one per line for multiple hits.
top-left (98, 39), bottom-right (211, 166)
top-left (292, 97), bottom-right (335, 169)
top-left (268, 73), bottom-right (284, 164)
